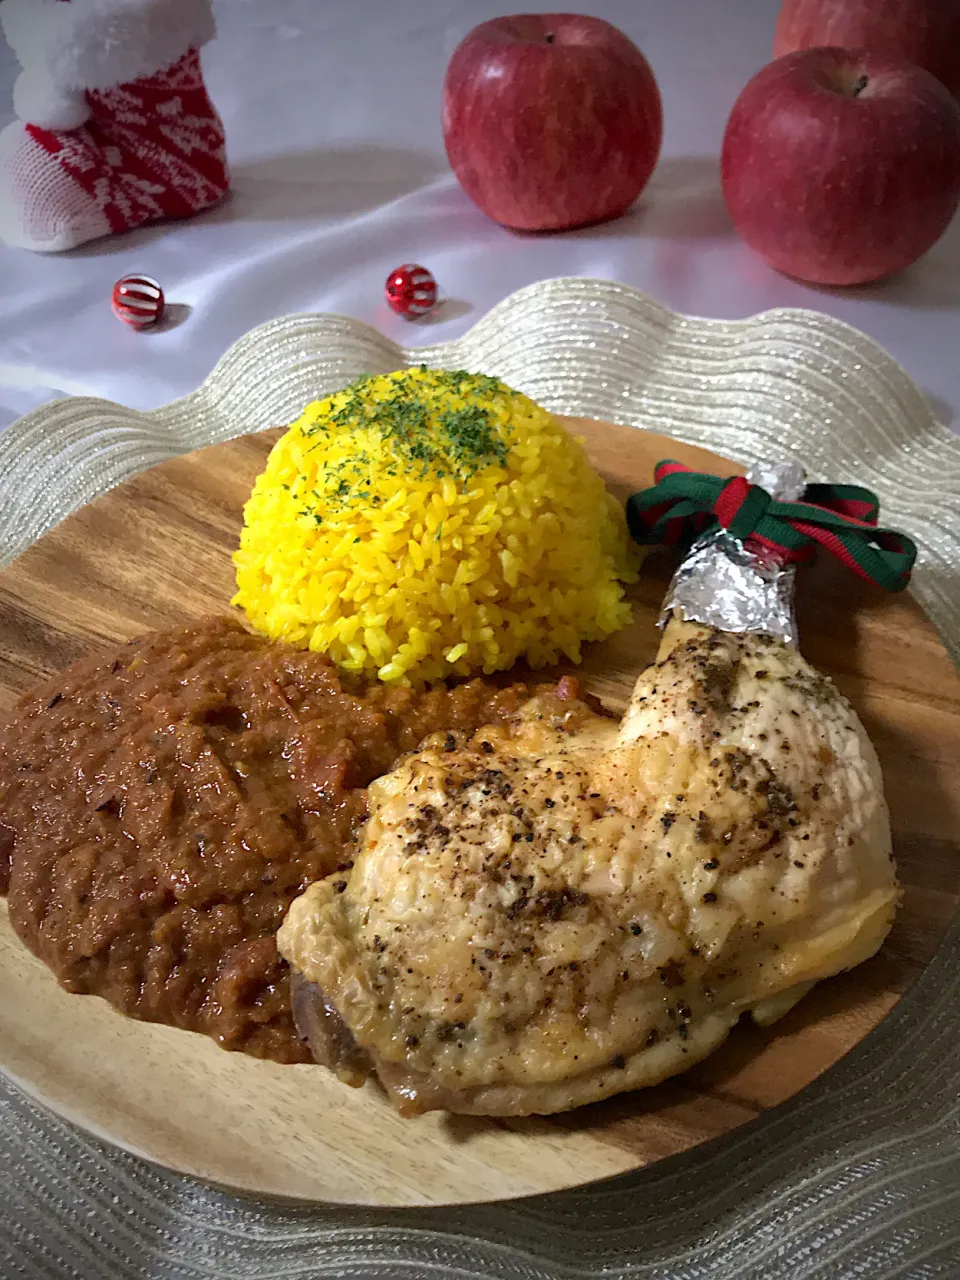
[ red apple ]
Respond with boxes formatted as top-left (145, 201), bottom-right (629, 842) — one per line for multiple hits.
top-left (721, 47), bottom-right (960, 285)
top-left (442, 14), bottom-right (662, 232)
top-left (774, 0), bottom-right (960, 99)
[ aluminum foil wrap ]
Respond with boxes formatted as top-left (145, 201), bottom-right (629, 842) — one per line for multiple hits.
top-left (660, 460), bottom-right (807, 646)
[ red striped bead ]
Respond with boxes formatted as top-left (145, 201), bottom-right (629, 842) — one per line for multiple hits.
top-left (112, 275), bottom-right (165, 329)
top-left (385, 263), bottom-right (437, 318)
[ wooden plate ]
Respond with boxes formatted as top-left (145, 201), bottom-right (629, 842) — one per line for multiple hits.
top-left (1, 419), bottom-right (958, 1208)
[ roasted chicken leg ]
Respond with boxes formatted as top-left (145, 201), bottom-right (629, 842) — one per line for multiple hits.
top-left (279, 615), bottom-right (897, 1116)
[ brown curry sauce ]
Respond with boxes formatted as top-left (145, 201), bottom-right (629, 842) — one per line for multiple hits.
top-left (0, 618), bottom-right (563, 1063)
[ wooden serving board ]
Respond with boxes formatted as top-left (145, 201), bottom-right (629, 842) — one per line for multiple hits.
top-left (1, 420), bottom-right (958, 1208)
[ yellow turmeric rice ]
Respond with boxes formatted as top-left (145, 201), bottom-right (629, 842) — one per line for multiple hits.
top-left (233, 367), bottom-right (639, 685)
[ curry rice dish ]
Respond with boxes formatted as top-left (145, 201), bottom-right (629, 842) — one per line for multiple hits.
top-left (0, 369), bottom-right (897, 1121)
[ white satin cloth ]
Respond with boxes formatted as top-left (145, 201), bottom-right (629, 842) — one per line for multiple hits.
top-left (0, 0), bottom-right (958, 435)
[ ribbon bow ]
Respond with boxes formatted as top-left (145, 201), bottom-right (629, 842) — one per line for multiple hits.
top-left (626, 461), bottom-right (917, 592)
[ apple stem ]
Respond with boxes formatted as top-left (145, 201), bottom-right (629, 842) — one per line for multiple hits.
top-left (544, 32), bottom-right (554, 43)
top-left (851, 75), bottom-right (868, 98)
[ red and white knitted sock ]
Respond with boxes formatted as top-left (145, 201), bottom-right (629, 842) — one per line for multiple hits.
top-left (0, 0), bottom-right (229, 252)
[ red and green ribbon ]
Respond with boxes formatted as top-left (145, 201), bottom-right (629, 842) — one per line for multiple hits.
top-left (627, 461), bottom-right (917, 592)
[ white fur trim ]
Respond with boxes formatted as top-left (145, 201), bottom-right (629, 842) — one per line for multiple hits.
top-left (1, 0), bottom-right (215, 96)
top-left (13, 71), bottom-right (91, 131)
top-left (1, 2), bottom-right (76, 80)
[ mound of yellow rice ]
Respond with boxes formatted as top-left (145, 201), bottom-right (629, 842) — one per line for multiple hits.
top-left (233, 367), bottom-right (639, 685)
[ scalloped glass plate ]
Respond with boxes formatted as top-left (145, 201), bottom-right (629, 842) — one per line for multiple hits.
top-left (1, 278), bottom-right (959, 1278)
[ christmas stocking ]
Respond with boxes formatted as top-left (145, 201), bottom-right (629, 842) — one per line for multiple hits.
top-left (0, 0), bottom-right (229, 252)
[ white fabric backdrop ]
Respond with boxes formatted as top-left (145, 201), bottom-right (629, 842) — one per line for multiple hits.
top-left (0, 0), bottom-right (958, 434)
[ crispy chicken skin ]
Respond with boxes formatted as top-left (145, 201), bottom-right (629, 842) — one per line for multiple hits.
top-left (279, 618), bottom-right (898, 1116)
